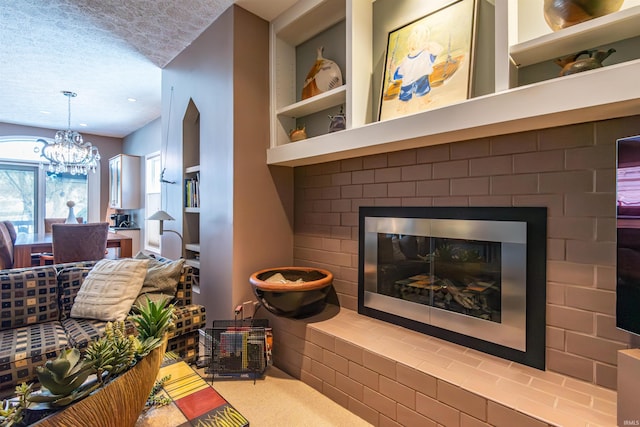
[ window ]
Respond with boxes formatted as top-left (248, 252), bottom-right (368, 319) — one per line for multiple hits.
top-left (46, 171), bottom-right (88, 220)
top-left (0, 164), bottom-right (37, 233)
top-left (145, 152), bottom-right (162, 253)
top-left (0, 137), bottom-right (92, 232)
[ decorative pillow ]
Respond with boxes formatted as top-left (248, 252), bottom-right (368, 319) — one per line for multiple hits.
top-left (134, 252), bottom-right (185, 296)
top-left (70, 258), bottom-right (149, 321)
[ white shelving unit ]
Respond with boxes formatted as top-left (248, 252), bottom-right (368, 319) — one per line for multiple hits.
top-left (184, 243), bottom-right (200, 269)
top-left (268, 0), bottom-right (640, 167)
top-left (270, 0), bottom-right (371, 148)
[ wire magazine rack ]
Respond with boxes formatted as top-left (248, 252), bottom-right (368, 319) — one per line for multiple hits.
top-left (203, 319), bottom-right (271, 381)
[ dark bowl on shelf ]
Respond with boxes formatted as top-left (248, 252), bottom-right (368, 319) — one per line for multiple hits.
top-left (249, 267), bottom-right (333, 318)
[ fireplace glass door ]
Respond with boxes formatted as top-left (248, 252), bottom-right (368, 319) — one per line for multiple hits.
top-left (378, 234), bottom-right (502, 323)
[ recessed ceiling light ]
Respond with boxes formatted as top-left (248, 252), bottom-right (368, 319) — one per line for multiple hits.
top-left (127, 98), bottom-right (137, 102)
top-left (40, 110), bottom-right (51, 115)
top-left (79, 123), bottom-right (88, 127)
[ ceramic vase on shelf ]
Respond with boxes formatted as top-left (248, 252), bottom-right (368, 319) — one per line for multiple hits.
top-left (301, 47), bottom-right (343, 100)
top-left (555, 48), bottom-right (616, 76)
top-left (543, 0), bottom-right (624, 31)
top-left (289, 125), bottom-right (307, 142)
top-left (65, 201), bottom-right (77, 224)
top-left (328, 107), bottom-right (346, 133)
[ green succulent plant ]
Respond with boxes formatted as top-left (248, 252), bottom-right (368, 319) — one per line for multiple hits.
top-left (28, 348), bottom-right (98, 407)
top-left (0, 383), bottom-right (32, 426)
top-left (21, 296), bottom-right (175, 412)
top-left (130, 297), bottom-right (175, 355)
top-left (84, 321), bottom-right (137, 383)
top-left (143, 374), bottom-right (172, 412)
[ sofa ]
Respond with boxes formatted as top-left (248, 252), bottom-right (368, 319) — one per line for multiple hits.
top-left (0, 257), bottom-right (206, 397)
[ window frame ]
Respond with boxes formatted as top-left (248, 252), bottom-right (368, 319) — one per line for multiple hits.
top-left (144, 151), bottom-right (162, 253)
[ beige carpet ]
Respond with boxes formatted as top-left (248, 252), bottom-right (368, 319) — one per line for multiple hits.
top-left (137, 365), bottom-right (372, 427)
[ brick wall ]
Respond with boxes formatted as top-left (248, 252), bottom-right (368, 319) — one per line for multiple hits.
top-left (292, 114), bottom-right (640, 390)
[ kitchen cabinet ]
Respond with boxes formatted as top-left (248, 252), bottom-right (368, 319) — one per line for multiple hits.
top-left (109, 154), bottom-right (141, 209)
top-left (111, 228), bottom-right (141, 256)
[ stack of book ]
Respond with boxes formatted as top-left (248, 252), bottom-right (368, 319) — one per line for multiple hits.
top-left (184, 172), bottom-right (199, 208)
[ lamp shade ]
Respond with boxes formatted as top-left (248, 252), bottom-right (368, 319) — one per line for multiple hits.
top-left (147, 210), bottom-right (175, 221)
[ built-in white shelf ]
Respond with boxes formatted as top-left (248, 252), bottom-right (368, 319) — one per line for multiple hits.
top-left (267, 0), bottom-right (640, 167)
top-left (276, 85), bottom-right (346, 118)
top-left (510, 6), bottom-right (640, 67)
top-left (267, 58), bottom-right (640, 167)
top-left (185, 165), bottom-right (200, 174)
top-left (184, 207), bottom-right (200, 214)
top-left (185, 243), bottom-right (200, 252)
top-left (185, 258), bottom-right (200, 269)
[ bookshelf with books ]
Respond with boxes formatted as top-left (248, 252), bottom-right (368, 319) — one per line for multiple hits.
top-left (183, 100), bottom-right (200, 293)
top-left (184, 166), bottom-right (200, 212)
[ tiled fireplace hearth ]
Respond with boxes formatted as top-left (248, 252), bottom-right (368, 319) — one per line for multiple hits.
top-left (264, 308), bottom-right (616, 426)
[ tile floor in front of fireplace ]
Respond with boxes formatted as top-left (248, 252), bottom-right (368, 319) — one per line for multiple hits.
top-left (268, 306), bottom-right (618, 427)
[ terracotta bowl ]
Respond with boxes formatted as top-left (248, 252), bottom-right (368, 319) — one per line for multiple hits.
top-left (249, 267), bottom-right (333, 318)
top-left (543, 0), bottom-right (624, 31)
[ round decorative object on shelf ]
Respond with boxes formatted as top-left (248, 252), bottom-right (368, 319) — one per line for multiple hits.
top-left (543, 0), bottom-right (624, 31)
top-left (301, 47), bottom-right (343, 100)
top-left (289, 125), bottom-right (307, 142)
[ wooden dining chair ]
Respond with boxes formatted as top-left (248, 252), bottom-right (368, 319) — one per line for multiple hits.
top-left (51, 222), bottom-right (109, 264)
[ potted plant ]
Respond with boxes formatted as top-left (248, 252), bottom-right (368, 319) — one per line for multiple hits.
top-left (0, 298), bottom-right (174, 427)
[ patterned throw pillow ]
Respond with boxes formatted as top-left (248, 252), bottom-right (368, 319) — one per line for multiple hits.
top-left (70, 258), bottom-right (149, 321)
top-left (134, 252), bottom-right (184, 295)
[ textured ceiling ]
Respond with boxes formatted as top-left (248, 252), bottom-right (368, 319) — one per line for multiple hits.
top-left (0, 0), bottom-right (295, 138)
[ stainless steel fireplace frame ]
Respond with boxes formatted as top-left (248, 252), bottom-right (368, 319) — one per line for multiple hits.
top-left (358, 207), bottom-right (547, 370)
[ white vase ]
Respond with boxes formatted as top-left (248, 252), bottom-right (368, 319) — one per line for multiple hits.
top-left (301, 46), bottom-right (343, 100)
top-left (65, 202), bottom-right (77, 224)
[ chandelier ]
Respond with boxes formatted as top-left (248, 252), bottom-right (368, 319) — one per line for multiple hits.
top-left (37, 91), bottom-right (101, 175)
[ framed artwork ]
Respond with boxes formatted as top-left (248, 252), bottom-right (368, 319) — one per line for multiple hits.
top-left (378, 0), bottom-right (477, 122)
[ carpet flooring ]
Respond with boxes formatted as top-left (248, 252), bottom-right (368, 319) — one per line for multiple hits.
top-left (136, 364), bottom-right (373, 427)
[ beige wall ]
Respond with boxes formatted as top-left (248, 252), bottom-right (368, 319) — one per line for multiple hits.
top-left (292, 114), bottom-right (640, 390)
top-left (162, 5), bottom-right (293, 318)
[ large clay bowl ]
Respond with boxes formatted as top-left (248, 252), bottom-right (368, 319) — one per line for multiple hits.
top-left (543, 0), bottom-right (624, 31)
top-left (250, 267), bottom-right (333, 318)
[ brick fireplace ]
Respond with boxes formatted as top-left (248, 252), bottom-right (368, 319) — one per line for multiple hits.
top-left (268, 115), bottom-right (640, 425)
top-left (292, 115), bottom-right (640, 390)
